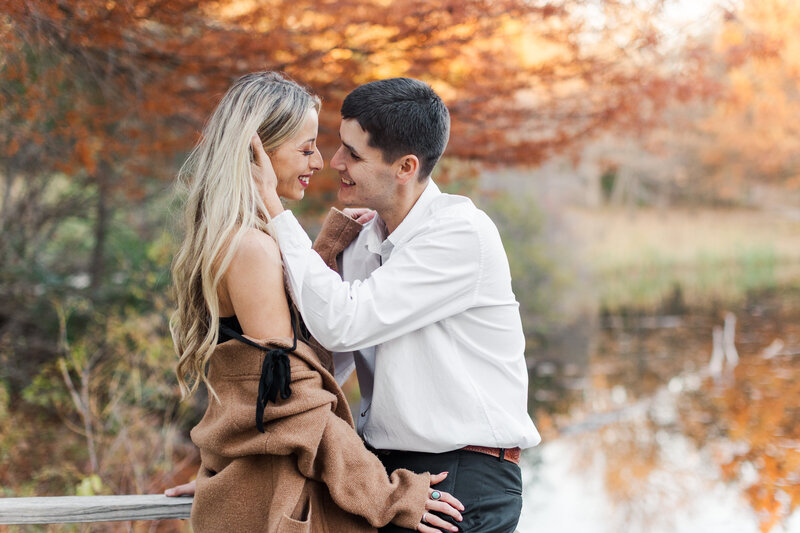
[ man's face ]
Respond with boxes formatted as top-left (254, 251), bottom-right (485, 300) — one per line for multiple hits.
top-left (330, 119), bottom-right (395, 210)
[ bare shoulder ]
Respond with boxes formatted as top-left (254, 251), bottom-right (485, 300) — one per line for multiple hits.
top-left (233, 228), bottom-right (282, 266)
top-left (224, 228), bottom-right (284, 290)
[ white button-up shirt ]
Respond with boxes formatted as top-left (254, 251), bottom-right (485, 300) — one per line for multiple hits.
top-left (271, 180), bottom-right (541, 453)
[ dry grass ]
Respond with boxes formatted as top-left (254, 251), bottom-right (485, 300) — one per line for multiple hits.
top-left (564, 207), bottom-right (800, 308)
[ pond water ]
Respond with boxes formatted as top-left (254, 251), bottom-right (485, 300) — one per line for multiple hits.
top-left (517, 287), bottom-right (800, 533)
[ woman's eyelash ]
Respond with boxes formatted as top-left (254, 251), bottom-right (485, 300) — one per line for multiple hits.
top-left (303, 150), bottom-right (314, 156)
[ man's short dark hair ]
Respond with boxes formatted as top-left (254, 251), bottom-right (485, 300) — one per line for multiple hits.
top-left (341, 78), bottom-right (450, 180)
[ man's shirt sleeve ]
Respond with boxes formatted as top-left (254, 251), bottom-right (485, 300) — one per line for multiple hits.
top-left (271, 210), bottom-right (482, 352)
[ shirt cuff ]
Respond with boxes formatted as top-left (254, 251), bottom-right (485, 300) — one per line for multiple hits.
top-left (270, 210), bottom-right (312, 249)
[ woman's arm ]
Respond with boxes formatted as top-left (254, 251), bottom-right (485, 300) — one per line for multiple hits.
top-left (222, 228), bottom-right (292, 339)
top-left (225, 230), bottom-right (434, 527)
top-left (166, 229), bottom-right (288, 496)
top-left (263, 359), bottom-right (461, 531)
top-left (169, 359), bottom-right (462, 532)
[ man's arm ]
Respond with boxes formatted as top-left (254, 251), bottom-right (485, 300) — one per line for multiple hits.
top-left (309, 207), bottom-right (363, 384)
top-left (271, 210), bottom-right (482, 352)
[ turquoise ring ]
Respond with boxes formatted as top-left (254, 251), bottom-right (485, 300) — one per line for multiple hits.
top-left (431, 490), bottom-right (441, 500)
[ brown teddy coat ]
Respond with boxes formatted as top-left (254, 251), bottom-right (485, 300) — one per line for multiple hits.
top-left (189, 209), bottom-right (429, 533)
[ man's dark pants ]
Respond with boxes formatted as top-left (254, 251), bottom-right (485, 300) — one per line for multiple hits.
top-left (376, 449), bottom-right (523, 533)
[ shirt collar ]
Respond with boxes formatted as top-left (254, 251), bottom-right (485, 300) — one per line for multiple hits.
top-left (387, 179), bottom-right (441, 247)
top-left (364, 179), bottom-right (441, 257)
top-left (364, 214), bottom-right (388, 255)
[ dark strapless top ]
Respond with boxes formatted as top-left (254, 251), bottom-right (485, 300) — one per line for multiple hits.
top-left (218, 315), bottom-right (243, 343)
top-left (219, 313), bottom-right (310, 344)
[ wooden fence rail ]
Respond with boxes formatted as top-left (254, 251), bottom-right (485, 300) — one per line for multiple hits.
top-left (0, 495), bottom-right (192, 525)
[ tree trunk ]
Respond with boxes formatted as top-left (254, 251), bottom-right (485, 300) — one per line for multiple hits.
top-left (89, 171), bottom-right (109, 295)
top-left (1, 164), bottom-right (15, 232)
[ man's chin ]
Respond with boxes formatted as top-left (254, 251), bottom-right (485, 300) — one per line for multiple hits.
top-left (337, 189), bottom-right (354, 206)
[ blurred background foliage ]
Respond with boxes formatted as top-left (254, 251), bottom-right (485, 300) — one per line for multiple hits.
top-left (1, 0), bottom-right (800, 531)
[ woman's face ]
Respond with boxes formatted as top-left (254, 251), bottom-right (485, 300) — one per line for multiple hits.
top-left (270, 107), bottom-right (323, 201)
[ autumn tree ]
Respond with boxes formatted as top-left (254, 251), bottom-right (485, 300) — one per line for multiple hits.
top-left (2, 0), bottom-right (700, 194)
top-left (697, 0), bottom-right (800, 190)
top-left (604, 0), bottom-right (800, 205)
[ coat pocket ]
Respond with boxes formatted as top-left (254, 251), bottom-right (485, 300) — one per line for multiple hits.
top-left (278, 492), bottom-right (313, 533)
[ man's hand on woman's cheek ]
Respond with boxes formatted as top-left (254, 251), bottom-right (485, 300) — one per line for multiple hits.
top-left (250, 133), bottom-right (284, 216)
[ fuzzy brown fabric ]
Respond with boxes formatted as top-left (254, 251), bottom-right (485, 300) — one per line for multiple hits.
top-left (312, 207), bottom-right (364, 271)
top-left (190, 337), bottom-right (429, 532)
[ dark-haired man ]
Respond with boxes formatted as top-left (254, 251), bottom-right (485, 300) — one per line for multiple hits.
top-left (259, 78), bottom-right (540, 533)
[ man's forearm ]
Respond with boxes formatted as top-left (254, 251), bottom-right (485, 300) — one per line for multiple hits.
top-left (270, 210), bottom-right (480, 352)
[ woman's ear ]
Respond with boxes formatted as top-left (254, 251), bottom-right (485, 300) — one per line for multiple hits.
top-left (395, 155), bottom-right (420, 185)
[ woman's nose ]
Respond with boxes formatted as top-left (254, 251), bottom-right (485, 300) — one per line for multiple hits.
top-left (311, 147), bottom-right (323, 171)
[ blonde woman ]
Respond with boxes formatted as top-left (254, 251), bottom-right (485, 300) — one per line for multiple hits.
top-left (167, 72), bottom-right (463, 533)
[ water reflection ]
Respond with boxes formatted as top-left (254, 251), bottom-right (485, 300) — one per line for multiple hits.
top-left (520, 288), bottom-right (800, 533)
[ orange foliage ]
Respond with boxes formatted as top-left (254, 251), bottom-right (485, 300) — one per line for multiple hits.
top-left (711, 355), bottom-right (800, 532)
top-left (698, 0), bottom-right (800, 186)
top-left (1, 0), bottom-right (697, 200)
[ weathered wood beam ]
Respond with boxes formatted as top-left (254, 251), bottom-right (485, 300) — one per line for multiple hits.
top-left (0, 495), bottom-right (192, 524)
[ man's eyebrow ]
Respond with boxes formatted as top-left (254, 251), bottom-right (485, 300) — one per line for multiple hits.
top-left (342, 141), bottom-right (361, 157)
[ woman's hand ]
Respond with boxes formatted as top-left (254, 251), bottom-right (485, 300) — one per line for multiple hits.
top-left (417, 472), bottom-right (464, 533)
top-left (342, 207), bottom-right (376, 225)
top-left (250, 134), bottom-right (283, 217)
top-left (164, 479), bottom-right (196, 497)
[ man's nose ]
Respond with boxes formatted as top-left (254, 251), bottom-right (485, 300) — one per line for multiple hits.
top-left (330, 146), bottom-right (346, 170)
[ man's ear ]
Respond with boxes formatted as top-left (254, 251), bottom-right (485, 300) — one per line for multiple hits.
top-left (395, 155), bottom-right (420, 185)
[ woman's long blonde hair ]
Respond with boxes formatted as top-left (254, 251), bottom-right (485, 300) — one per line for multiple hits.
top-left (170, 72), bottom-right (320, 399)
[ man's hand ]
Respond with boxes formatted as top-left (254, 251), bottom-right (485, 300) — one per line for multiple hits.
top-left (342, 207), bottom-right (376, 225)
top-left (164, 479), bottom-right (196, 497)
top-left (250, 134), bottom-right (284, 217)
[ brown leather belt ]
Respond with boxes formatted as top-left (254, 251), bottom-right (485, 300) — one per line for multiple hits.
top-left (462, 445), bottom-right (521, 465)
top-left (368, 445), bottom-right (522, 465)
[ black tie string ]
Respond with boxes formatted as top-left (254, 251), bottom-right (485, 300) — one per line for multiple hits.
top-left (218, 312), bottom-right (297, 433)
